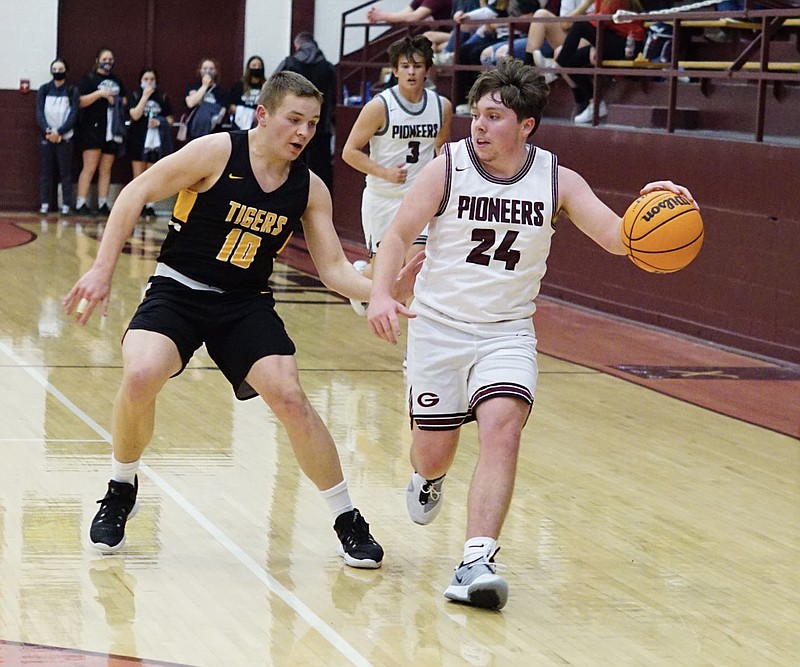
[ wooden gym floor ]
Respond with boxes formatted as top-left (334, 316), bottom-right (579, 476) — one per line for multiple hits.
top-left (0, 213), bottom-right (797, 666)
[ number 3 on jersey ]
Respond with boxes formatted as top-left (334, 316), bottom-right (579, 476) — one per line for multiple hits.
top-left (406, 141), bottom-right (420, 164)
top-left (466, 229), bottom-right (521, 270)
top-left (216, 229), bottom-right (261, 268)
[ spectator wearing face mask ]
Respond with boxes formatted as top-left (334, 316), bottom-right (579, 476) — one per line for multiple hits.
top-left (36, 57), bottom-right (79, 216)
top-left (183, 57), bottom-right (228, 140)
top-left (75, 47), bottom-right (127, 216)
top-left (127, 67), bottom-right (174, 217)
top-left (229, 56), bottom-right (266, 130)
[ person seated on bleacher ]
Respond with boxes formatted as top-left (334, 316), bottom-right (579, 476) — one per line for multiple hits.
top-left (424, 0), bottom-right (483, 65)
top-left (368, 0), bottom-right (454, 24)
top-left (554, 0), bottom-right (645, 123)
top-left (519, 0), bottom-right (593, 83)
top-left (705, 0), bottom-right (745, 43)
top-left (452, 0), bottom-right (534, 112)
top-left (476, 0), bottom-right (539, 65)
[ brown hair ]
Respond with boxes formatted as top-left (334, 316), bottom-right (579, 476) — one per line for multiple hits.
top-left (467, 57), bottom-right (549, 133)
top-left (388, 35), bottom-right (434, 70)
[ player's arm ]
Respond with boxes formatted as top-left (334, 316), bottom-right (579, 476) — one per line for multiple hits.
top-left (559, 166), bottom-right (696, 255)
top-left (558, 166), bottom-right (626, 255)
top-left (63, 134), bottom-right (231, 324)
top-left (302, 174), bottom-right (422, 303)
top-left (435, 97), bottom-right (454, 153)
top-left (341, 98), bottom-right (405, 183)
top-left (301, 173), bottom-right (373, 302)
top-left (368, 155), bottom-right (447, 344)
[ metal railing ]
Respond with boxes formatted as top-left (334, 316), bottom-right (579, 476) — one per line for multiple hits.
top-left (339, 5), bottom-right (800, 141)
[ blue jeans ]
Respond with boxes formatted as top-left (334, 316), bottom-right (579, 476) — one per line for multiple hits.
top-left (39, 137), bottom-right (74, 208)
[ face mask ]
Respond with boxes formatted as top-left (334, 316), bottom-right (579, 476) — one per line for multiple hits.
top-left (141, 81), bottom-right (154, 90)
top-left (250, 68), bottom-right (264, 79)
top-left (201, 69), bottom-right (215, 78)
top-left (52, 72), bottom-right (66, 81)
top-left (99, 61), bottom-right (113, 73)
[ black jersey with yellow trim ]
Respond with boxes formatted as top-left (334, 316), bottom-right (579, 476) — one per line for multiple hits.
top-left (158, 130), bottom-right (309, 291)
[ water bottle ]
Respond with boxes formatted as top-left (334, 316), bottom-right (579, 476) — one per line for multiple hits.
top-left (625, 32), bottom-right (636, 59)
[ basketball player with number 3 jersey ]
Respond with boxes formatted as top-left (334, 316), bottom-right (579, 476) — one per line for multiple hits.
top-left (342, 35), bottom-right (452, 315)
top-left (367, 58), bottom-right (696, 610)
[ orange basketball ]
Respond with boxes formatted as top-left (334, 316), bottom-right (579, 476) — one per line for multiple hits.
top-left (622, 190), bottom-right (704, 273)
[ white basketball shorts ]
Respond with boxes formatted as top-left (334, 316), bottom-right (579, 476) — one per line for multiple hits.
top-left (406, 311), bottom-right (538, 430)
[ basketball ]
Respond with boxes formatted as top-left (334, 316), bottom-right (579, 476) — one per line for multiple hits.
top-left (621, 190), bottom-right (704, 273)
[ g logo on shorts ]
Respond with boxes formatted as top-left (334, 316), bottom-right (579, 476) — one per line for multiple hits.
top-left (417, 392), bottom-right (440, 407)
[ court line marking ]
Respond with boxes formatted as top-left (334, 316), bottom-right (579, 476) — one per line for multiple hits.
top-left (0, 339), bottom-right (373, 667)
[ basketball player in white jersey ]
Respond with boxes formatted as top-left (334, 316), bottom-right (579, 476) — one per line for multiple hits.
top-left (342, 35), bottom-right (453, 315)
top-left (367, 58), bottom-right (696, 610)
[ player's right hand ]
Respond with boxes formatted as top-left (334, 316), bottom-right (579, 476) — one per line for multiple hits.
top-left (385, 164), bottom-right (408, 184)
top-left (63, 269), bottom-right (112, 326)
top-left (367, 294), bottom-right (414, 345)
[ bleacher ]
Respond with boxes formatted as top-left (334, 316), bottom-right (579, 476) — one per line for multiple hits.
top-left (338, 4), bottom-right (800, 141)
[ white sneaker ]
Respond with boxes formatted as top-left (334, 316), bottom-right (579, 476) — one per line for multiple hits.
top-left (60, 205), bottom-right (71, 216)
top-left (39, 204), bottom-right (49, 214)
top-left (406, 472), bottom-right (445, 525)
top-left (433, 51), bottom-right (454, 66)
top-left (444, 547), bottom-right (508, 610)
top-left (574, 100), bottom-right (608, 124)
top-left (349, 260), bottom-right (369, 316)
top-left (532, 50), bottom-right (558, 84)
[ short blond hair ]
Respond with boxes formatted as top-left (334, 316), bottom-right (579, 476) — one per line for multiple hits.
top-left (258, 71), bottom-right (323, 114)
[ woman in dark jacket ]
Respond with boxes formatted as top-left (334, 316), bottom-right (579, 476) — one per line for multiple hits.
top-left (36, 58), bottom-right (79, 215)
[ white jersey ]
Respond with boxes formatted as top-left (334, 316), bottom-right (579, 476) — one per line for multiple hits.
top-left (365, 86), bottom-right (443, 198)
top-left (414, 138), bottom-right (558, 325)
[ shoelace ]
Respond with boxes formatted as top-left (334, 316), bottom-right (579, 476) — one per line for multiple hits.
top-left (460, 546), bottom-right (508, 574)
top-left (344, 512), bottom-right (378, 546)
top-left (421, 481), bottom-right (441, 502)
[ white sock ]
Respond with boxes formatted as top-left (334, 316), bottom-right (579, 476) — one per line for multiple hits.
top-left (320, 479), bottom-right (354, 519)
top-left (463, 536), bottom-right (497, 563)
top-left (75, 197), bottom-right (86, 208)
top-left (98, 198), bottom-right (108, 207)
top-left (146, 202), bottom-right (154, 207)
top-left (111, 455), bottom-right (140, 485)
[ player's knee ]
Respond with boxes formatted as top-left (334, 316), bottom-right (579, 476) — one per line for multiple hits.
top-left (262, 383), bottom-right (311, 422)
top-left (119, 364), bottom-right (167, 404)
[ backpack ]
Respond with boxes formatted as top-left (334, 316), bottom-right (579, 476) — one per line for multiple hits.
top-left (643, 22), bottom-right (674, 63)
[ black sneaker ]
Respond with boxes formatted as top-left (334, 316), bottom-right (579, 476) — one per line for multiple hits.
top-left (142, 205), bottom-right (156, 218)
top-left (98, 203), bottom-right (111, 216)
top-left (334, 508), bottom-right (383, 569)
top-left (75, 203), bottom-right (92, 216)
top-left (88, 477), bottom-right (139, 552)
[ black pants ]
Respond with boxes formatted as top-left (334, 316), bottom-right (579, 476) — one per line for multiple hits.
top-left (556, 23), bottom-right (629, 107)
top-left (39, 137), bottom-right (74, 207)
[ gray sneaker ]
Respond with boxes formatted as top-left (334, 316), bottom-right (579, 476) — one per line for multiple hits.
top-left (406, 472), bottom-right (445, 525)
top-left (444, 547), bottom-right (508, 610)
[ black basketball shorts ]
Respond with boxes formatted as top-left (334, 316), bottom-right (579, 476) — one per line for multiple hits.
top-left (127, 276), bottom-right (296, 400)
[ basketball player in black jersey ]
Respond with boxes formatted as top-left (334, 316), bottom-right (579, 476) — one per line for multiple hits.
top-left (64, 72), bottom-right (420, 568)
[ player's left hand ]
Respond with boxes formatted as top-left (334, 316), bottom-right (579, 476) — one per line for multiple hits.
top-left (640, 181), bottom-right (697, 208)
